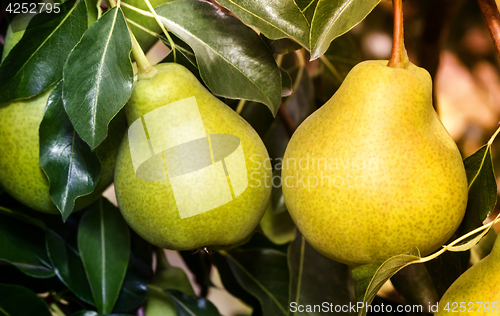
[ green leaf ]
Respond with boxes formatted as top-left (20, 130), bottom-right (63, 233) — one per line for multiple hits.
top-left (310, 0), bottom-right (380, 60)
top-left (167, 290), bottom-right (221, 316)
top-left (352, 248), bottom-right (421, 316)
top-left (295, 0), bottom-right (318, 24)
top-left (0, 211), bottom-right (54, 278)
top-left (424, 250), bottom-right (470, 298)
top-left (39, 81), bottom-right (101, 221)
top-left (461, 144), bottom-right (497, 233)
top-left (156, 0), bottom-right (281, 115)
top-left (113, 263), bottom-right (148, 313)
top-left (390, 264), bottom-right (439, 313)
top-left (214, 0), bottom-right (310, 49)
top-left (62, 6), bottom-right (133, 149)
top-left (288, 233), bottom-right (353, 315)
top-left (78, 198), bottom-right (131, 314)
top-left (260, 203), bottom-right (295, 245)
top-left (0, 284), bottom-right (51, 316)
top-left (0, 0), bottom-right (87, 103)
top-left (221, 248), bottom-right (289, 316)
top-left (45, 229), bottom-right (94, 305)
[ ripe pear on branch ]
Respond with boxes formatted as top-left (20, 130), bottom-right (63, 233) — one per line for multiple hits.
top-left (281, 0), bottom-right (468, 266)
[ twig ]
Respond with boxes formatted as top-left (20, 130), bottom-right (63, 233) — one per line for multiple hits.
top-left (477, 0), bottom-right (500, 57)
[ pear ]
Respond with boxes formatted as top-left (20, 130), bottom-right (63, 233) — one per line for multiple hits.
top-left (436, 233), bottom-right (500, 315)
top-left (114, 63), bottom-right (272, 250)
top-left (281, 5), bottom-right (467, 265)
top-left (0, 90), bottom-right (126, 214)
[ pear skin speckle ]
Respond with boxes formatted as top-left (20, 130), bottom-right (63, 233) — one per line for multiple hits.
top-left (281, 60), bottom-right (468, 266)
top-left (114, 63), bottom-right (272, 250)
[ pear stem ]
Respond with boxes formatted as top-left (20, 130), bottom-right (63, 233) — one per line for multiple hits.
top-left (108, 0), bottom-right (158, 78)
top-left (388, 0), bottom-right (410, 69)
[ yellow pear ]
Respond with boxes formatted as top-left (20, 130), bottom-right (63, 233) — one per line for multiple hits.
top-left (436, 233), bottom-right (500, 315)
top-left (114, 63), bottom-right (272, 250)
top-left (281, 7), bottom-right (468, 265)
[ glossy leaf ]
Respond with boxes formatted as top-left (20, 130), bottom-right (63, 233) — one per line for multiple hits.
top-left (295, 0), bottom-right (318, 24)
top-left (215, 0), bottom-right (310, 48)
top-left (113, 263), bottom-right (148, 313)
top-left (461, 144), bottom-right (497, 233)
top-left (0, 0), bottom-right (87, 103)
top-left (167, 290), bottom-right (221, 316)
top-left (39, 81), bottom-right (101, 221)
top-left (222, 248), bottom-right (289, 316)
top-left (352, 248), bottom-right (421, 316)
top-left (78, 198), bottom-right (131, 314)
top-left (310, 0), bottom-right (380, 60)
top-left (0, 211), bottom-right (54, 278)
top-left (113, 231), bottom-right (152, 313)
top-left (62, 6), bottom-right (133, 149)
top-left (46, 229), bottom-right (94, 305)
top-left (288, 232), bottom-right (353, 314)
top-left (156, 0), bottom-right (281, 115)
top-left (0, 284), bottom-right (51, 316)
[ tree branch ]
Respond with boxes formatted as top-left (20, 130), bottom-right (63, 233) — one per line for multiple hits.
top-left (477, 0), bottom-right (500, 57)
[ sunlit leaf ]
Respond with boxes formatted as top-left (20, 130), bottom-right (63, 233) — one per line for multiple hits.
top-left (310, 0), bottom-right (380, 60)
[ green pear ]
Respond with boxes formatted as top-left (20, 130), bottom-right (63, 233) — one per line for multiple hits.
top-left (281, 59), bottom-right (468, 266)
top-left (122, 0), bottom-right (174, 53)
top-left (436, 233), bottom-right (500, 315)
top-left (0, 90), bottom-right (126, 214)
top-left (114, 63), bottom-right (272, 250)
